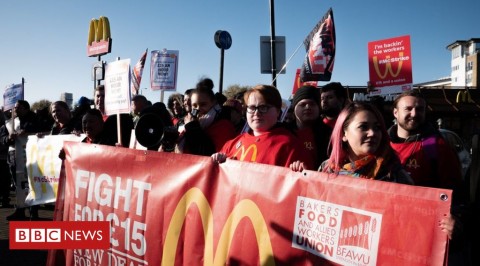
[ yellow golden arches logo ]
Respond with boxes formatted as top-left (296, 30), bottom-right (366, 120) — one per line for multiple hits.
top-left (87, 16), bottom-right (112, 57)
top-left (372, 52), bottom-right (404, 79)
top-left (406, 158), bottom-right (420, 170)
top-left (233, 144), bottom-right (258, 162)
top-left (162, 188), bottom-right (275, 266)
top-left (27, 144), bottom-right (57, 198)
top-left (87, 16), bottom-right (111, 46)
top-left (456, 90), bottom-right (473, 103)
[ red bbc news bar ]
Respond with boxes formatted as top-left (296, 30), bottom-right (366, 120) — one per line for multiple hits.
top-left (9, 221), bottom-right (110, 250)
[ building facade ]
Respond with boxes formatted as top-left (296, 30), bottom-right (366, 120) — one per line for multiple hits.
top-left (60, 92), bottom-right (73, 109)
top-left (447, 38), bottom-right (480, 87)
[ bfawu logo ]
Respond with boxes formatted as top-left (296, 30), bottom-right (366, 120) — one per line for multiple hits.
top-left (293, 196), bottom-right (382, 266)
top-left (9, 221), bottom-right (110, 249)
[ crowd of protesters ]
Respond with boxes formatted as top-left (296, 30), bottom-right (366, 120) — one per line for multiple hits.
top-left (0, 77), bottom-right (478, 265)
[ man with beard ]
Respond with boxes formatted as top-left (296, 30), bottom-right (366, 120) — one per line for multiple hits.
top-left (388, 90), bottom-right (461, 188)
top-left (320, 82), bottom-right (347, 128)
top-left (388, 90), bottom-right (468, 265)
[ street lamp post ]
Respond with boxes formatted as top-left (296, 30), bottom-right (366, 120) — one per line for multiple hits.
top-left (269, 0), bottom-right (277, 88)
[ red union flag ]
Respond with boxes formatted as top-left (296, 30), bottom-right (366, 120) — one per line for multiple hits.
top-left (300, 8), bottom-right (336, 82)
top-left (368, 35), bottom-right (413, 95)
top-left (131, 49), bottom-right (148, 96)
top-left (47, 142), bottom-right (451, 265)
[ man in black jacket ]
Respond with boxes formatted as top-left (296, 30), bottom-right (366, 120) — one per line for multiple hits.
top-left (0, 100), bottom-right (42, 220)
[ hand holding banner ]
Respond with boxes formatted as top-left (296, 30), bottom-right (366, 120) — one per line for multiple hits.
top-left (55, 143), bottom-right (451, 265)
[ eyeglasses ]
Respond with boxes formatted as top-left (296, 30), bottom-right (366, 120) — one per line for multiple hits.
top-left (246, 105), bottom-right (273, 114)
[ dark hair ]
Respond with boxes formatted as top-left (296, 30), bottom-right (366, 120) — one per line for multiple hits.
top-left (244, 85), bottom-right (282, 110)
top-left (184, 88), bottom-right (195, 97)
top-left (321, 82), bottom-right (346, 100)
top-left (167, 93), bottom-right (184, 111)
top-left (393, 90), bottom-right (426, 109)
top-left (16, 100), bottom-right (30, 110)
top-left (95, 85), bottom-right (104, 92)
top-left (132, 94), bottom-right (148, 103)
top-left (50, 101), bottom-right (71, 113)
top-left (83, 108), bottom-right (104, 122)
top-left (193, 78), bottom-right (216, 102)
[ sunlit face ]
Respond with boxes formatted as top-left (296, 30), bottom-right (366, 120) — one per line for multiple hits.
top-left (294, 99), bottom-right (320, 126)
top-left (246, 92), bottom-right (279, 136)
top-left (191, 92), bottom-right (214, 116)
top-left (343, 110), bottom-right (382, 161)
top-left (51, 103), bottom-right (71, 125)
top-left (183, 94), bottom-right (192, 113)
top-left (14, 102), bottom-right (28, 118)
top-left (94, 90), bottom-right (105, 114)
top-left (321, 90), bottom-right (343, 118)
top-left (82, 113), bottom-right (103, 140)
top-left (394, 96), bottom-right (426, 134)
top-left (172, 100), bottom-right (184, 115)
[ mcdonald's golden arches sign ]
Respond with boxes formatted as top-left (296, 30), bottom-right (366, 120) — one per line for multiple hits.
top-left (87, 16), bottom-right (112, 57)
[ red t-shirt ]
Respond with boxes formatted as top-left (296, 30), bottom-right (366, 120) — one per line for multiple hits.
top-left (295, 127), bottom-right (318, 167)
top-left (323, 117), bottom-right (336, 128)
top-left (390, 136), bottom-right (461, 188)
top-left (206, 119), bottom-right (237, 152)
top-left (220, 127), bottom-right (313, 168)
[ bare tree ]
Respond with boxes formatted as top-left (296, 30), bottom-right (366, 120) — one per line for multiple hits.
top-left (31, 99), bottom-right (52, 112)
top-left (223, 84), bottom-right (250, 100)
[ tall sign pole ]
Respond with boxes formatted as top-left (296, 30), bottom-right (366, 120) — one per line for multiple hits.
top-left (269, 0), bottom-right (277, 88)
top-left (214, 30), bottom-right (232, 94)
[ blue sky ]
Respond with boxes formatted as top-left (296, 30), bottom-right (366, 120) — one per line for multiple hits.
top-left (1, 0), bottom-right (479, 106)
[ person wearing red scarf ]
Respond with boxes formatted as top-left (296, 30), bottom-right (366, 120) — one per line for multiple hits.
top-left (317, 102), bottom-right (411, 183)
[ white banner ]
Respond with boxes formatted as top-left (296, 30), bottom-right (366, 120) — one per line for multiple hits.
top-left (150, 50), bottom-right (179, 91)
top-left (3, 83), bottom-right (24, 111)
top-left (25, 135), bottom-right (84, 206)
top-left (105, 59), bottom-right (131, 116)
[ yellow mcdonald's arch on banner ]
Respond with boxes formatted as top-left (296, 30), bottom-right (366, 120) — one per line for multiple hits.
top-left (162, 188), bottom-right (275, 266)
top-left (373, 52), bottom-right (404, 79)
top-left (27, 144), bottom-right (57, 198)
top-left (87, 16), bottom-right (112, 57)
top-left (233, 144), bottom-right (258, 162)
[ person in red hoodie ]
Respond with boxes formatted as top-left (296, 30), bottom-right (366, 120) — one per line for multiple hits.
top-left (181, 78), bottom-right (237, 156)
top-left (388, 90), bottom-right (466, 264)
top-left (211, 84), bottom-right (312, 168)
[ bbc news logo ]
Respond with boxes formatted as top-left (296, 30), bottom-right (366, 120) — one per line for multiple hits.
top-left (9, 221), bottom-right (110, 249)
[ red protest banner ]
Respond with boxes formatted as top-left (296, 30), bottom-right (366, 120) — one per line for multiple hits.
top-left (368, 35), bottom-right (413, 95)
top-left (51, 142), bottom-right (450, 265)
top-left (292, 68), bottom-right (318, 95)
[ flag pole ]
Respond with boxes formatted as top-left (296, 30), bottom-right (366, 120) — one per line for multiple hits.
top-left (269, 0), bottom-right (277, 88)
top-left (271, 41), bottom-right (304, 85)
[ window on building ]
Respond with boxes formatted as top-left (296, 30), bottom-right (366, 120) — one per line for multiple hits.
top-left (452, 46), bottom-right (461, 59)
top-left (466, 73), bottom-right (472, 84)
top-left (466, 61), bottom-right (473, 71)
